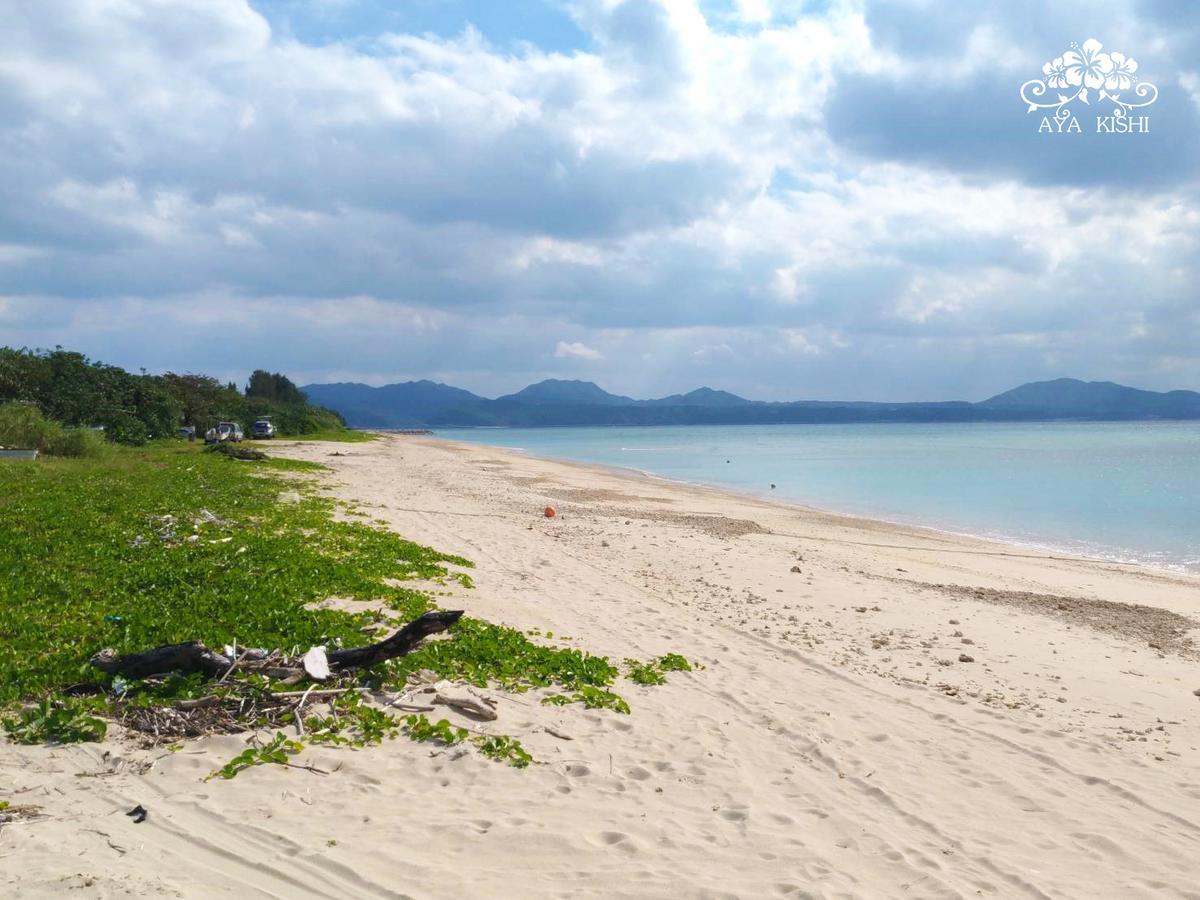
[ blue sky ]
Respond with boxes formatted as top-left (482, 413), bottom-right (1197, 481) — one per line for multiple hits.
top-left (250, 0), bottom-right (594, 52)
top-left (2, 0), bottom-right (1198, 400)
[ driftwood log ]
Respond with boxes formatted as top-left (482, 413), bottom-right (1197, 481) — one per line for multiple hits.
top-left (89, 610), bottom-right (463, 681)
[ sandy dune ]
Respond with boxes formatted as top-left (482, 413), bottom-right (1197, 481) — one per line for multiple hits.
top-left (4, 433), bottom-right (1200, 898)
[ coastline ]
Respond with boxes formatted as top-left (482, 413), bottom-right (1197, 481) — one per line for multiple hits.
top-left (431, 431), bottom-right (1200, 581)
top-left (6, 431), bottom-right (1200, 898)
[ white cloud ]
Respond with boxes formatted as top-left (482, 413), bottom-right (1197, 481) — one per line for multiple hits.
top-left (554, 340), bottom-right (604, 360)
top-left (0, 0), bottom-right (1196, 398)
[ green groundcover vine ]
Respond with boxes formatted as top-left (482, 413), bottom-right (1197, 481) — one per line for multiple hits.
top-left (0, 442), bottom-right (694, 774)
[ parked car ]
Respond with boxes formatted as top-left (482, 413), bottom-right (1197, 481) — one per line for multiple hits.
top-left (204, 421), bottom-right (244, 443)
top-left (251, 419), bottom-right (275, 439)
top-left (177, 426), bottom-right (196, 440)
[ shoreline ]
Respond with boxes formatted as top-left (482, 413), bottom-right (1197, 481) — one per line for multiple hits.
top-left (426, 432), bottom-right (1200, 582)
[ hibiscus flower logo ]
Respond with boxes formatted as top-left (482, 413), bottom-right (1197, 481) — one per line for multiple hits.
top-left (1042, 56), bottom-right (1072, 89)
top-left (1105, 52), bottom-right (1138, 92)
top-left (1062, 38), bottom-right (1112, 90)
top-left (1020, 38), bottom-right (1158, 116)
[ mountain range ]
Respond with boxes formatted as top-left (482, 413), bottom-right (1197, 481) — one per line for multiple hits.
top-left (300, 377), bottom-right (1200, 429)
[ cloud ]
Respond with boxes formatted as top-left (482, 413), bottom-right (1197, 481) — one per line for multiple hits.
top-left (0, 0), bottom-right (1197, 399)
top-left (554, 340), bottom-right (604, 360)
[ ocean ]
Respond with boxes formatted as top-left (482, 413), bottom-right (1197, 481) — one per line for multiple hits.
top-left (434, 421), bottom-right (1200, 574)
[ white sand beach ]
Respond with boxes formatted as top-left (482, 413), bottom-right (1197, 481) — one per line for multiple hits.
top-left (4, 432), bottom-right (1200, 899)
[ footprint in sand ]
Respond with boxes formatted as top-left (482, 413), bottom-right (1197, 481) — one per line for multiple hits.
top-left (592, 832), bottom-right (639, 855)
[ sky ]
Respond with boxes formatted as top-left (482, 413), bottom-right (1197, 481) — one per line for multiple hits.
top-left (1, 0), bottom-right (1198, 401)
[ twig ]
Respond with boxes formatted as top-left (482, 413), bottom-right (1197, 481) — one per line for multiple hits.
top-left (269, 687), bottom-right (363, 699)
top-left (175, 696), bottom-right (221, 711)
top-left (82, 829), bottom-right (126, 856)
top-left (216, 646), bottom-right (240, 685)
top-left (293, 685), bottom-right (316, 737)
top-left (544, 726), bottom-right (573, 741)
top-left (279, 763), bottom-right (338, 777)
top-left (282, 762), bottom-right (331, 776)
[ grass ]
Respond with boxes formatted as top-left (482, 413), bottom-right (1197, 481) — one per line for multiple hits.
top-left (0, 442), bottom-right (663, 763)
top-left (279, 429), bottom-right (376, 443)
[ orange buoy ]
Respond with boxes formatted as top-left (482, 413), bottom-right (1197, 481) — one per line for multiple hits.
top-left (544, 506), bottom-right (557, 518)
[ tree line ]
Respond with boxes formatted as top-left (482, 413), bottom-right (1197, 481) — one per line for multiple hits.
top-left (0, 347), bottom-right (346, 444)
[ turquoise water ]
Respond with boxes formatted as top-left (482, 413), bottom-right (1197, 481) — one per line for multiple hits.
top-left (435, 422), bottom-right (1200, 573)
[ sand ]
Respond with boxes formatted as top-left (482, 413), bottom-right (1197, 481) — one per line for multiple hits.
top-left (4, 433), bottom-right (1200, 898)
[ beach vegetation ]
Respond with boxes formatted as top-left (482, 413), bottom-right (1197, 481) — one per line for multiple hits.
top-left (0, 402), bottom-right (110, 457)
top-left (1, 346), bottom-right (359, 442)
top-left (207, 732), bottom-right (304, 781)
top-left (402, 713), bottom-right (469, 746)
top-left (2, 698), bottom-right (108, 745)
top-left (0, 443), bottom-right (467, 705)
top-left (623, 653), bottom-right (695, 685)
top-left (541, 685), bottom-right (631, 714)
top-left (397, 618), bottom-right (619, 692)
top-left (474, 734), bottom-right (533, 768)
top-left (1, 347), bottom-right (177, 444)
top-left (0, 440), bottom-right (683, 778)
top-left (301, 694), bottom-right (403, 747)
top-left (624, 659), bottom-right (667, 685)
top-left (401, 715), bottom-right (532, 768)
top-left (656, 653), bottom-right (693, 672)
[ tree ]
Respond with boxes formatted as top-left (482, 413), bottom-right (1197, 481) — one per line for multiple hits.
top-left (0, 347), bottom-right (179, 443)
top-left (246, 370), bottom-right (306, 405)
top-left (163, 373), bottom-right (242, 431)
top-left (2, 346), bottom-right (347, 442)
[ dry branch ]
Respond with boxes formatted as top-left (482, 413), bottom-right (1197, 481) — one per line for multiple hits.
top-left (434, 691), bottom-right (498, 721)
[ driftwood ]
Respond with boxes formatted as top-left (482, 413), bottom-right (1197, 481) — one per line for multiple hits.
top-left (205, 443), bottom-right (267, 461)
top-left (90, 610), bottom-right (463, 681)
top-left (325, 610), bottom-right (462, 669)
top-left (302, 646), bottom-right (331, 681)
top-left (433, 691), bottom-right (498, 721)
top-left (90, 641), bottom-right (233, 680)
top-left (396, 670), bottom-right (499, 721)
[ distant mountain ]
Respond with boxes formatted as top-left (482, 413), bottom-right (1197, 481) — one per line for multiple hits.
top-left (645, 387), bottom-right (750, 407)
top-left (301, 380), bottom-right (484, 428)
top-left (979, 378), bottom-right (1200, 419)
top-left (496, 379), bottom-right (636, 406)
top-left (301, 376), bottom-right (1200, 428)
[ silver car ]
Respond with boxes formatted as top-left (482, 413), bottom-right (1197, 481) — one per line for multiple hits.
top-left (205, 421), bottom-right (244, 443)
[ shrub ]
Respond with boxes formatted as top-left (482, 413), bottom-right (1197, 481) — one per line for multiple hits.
top-left (0, 402), bottom-right (108, 458)
top-left (44, 424), bottom-right (108, 458)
